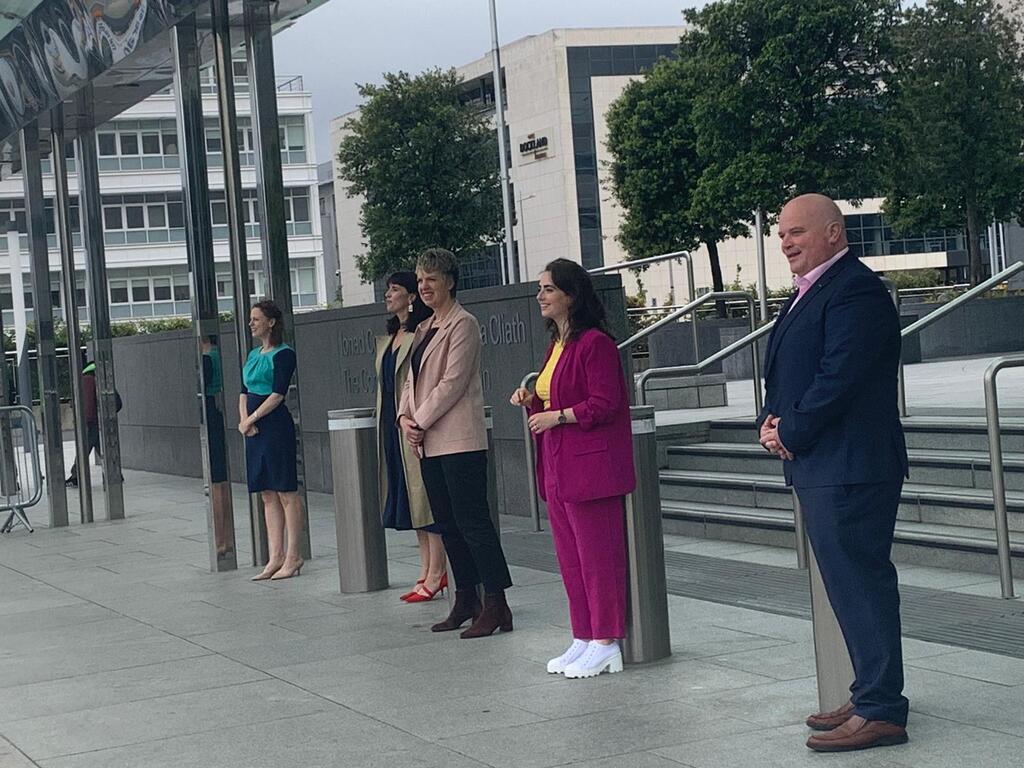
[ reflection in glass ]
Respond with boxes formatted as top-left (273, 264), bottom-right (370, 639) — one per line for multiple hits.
top-left (202, 335), bottom-right (235, 558)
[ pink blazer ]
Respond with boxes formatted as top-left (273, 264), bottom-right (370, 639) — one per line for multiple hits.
top-left (529, 328), bottom-right (636, 503)
top-left (398, 302), bottom-right (487, 458)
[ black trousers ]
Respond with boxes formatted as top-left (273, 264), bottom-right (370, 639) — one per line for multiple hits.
top-left (797, 479), bottom-right (908, 726)
top-left (420, 450), bottom-right (512, 593)
top-left (67, 422), bottom-right (101, 481)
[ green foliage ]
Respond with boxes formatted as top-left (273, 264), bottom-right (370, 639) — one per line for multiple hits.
top-left (606, 0), bottom-right (899, 315)
top-left (725, 265), bottom-right (793, 299)
top-left (605, 54), bottom-right (746, 292)
top-left (880, 268), bottom-right (944, 291)
top-left (336, 69), bottom-right (504, 282)
top-left (882, 0), bottom-right (1024, 285)
top-left (109, 318), bottom-right (193, 337)
top-left (3, 317), bottom-right (192, 352)
top-left (682, 0), bottom-right (900, 223)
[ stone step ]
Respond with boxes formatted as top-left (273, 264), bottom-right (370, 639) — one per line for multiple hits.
top-left (658, 469), bottom-right (1024, 532)
top-left (660, 499), bottom-right (1024, 576)
top-left (707, 417), bottom-right (1024, 453)
top-left (666, 443), bottom-right (1024, 492)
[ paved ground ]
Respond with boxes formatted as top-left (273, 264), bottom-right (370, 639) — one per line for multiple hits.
top-left (2, 467), bottom-right (1024, 768)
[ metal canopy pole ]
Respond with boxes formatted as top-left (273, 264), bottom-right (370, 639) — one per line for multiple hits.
top-left (211, 0), bottom-right (259, 566)
top-left (20, 121), bottom-right (69, 527)
top-left (488, 0), bottom-right (516, 284)
top-left (244, 0), bottom-right (311, 562)
top-left (173, 13), bottom-right (238, 572)
top-left (74, 85), bottom-right (125, 521)
top-left (51, 104), bottom-right (94, 524)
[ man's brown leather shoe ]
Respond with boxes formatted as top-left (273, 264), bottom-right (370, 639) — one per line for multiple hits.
top-left (805, 701), bottom-right (855, 731)
top-left (806, 715), bottom-right (908, 752)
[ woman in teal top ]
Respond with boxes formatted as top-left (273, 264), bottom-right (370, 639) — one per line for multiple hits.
top-left (239, 300), bottom-right (303, 581)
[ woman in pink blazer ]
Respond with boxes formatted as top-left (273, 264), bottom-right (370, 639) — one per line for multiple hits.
top-left (511, 258), bottom-right (636, 678)
top-left (399, 248), bottom-right (514, 639)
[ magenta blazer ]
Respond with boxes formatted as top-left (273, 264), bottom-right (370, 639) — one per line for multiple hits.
top-left (529, 328), bottom-right (636, 504)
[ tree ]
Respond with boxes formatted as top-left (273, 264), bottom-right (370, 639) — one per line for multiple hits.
top-left (882, 0), bottom-right (1024, 285)
top-left (683, 0), bottom-right (900, 228)
top-left (336, 69), bottom-right (503, 282)
top-left (606, 54), bottom-right (747, 309)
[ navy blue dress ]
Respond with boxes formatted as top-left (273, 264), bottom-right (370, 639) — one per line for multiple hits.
top-left (242, 345), bottom-right (297, 493)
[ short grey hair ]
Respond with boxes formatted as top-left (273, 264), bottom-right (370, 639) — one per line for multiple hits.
top-left (416, 248), bottom-right (460, 297)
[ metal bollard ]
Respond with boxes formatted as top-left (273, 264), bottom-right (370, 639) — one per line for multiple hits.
top-left (623, 406), bottom-right (672, 664)
top-left (328, 408), bottom-right (389, 593)
top-left (798, 490), bottom-right (856, 712)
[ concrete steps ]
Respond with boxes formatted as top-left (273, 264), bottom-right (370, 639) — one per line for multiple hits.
top-left (657, 417), bottom-right (1024, 575)
top-left (667, 443), bottom-right (1024, 492)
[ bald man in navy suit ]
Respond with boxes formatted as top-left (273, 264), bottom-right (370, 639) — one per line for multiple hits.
top-left (758, 194), bottom-right (910, 753)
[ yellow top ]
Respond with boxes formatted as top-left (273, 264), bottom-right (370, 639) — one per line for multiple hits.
top-left (535, 340), bottom-right (564, 410)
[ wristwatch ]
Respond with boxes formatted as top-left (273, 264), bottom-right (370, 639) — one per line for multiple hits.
top-left (557, 409), bottom-right (567, 425)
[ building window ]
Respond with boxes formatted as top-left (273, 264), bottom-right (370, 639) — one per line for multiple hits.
top-left (845, 213), bottom-right (971, 258)
top-left (101, 193), bottom-right (187, 246)
top-left (109, 280), bottom-right (129, 304)
top-left (98, 133), bottom-right (117, 156)
top-left (95, 119), bottom-right (181, 171)
top-left (153, 277), bottom-right (172, 302)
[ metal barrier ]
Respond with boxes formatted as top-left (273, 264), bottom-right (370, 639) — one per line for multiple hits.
top-left (899, 260), bottom-right (1024, 417)
top-left (623, 406), bottom-right (671, 663)
top-left (628, 292), bottom-right (765, 414)
top-left (328, 408), bottom-right (389, 593)
top-left (984, 354), bottom-right (1024, 600)
top-left (589, 251), bottom-right (698, 359)
top-left (0, 405), bottom-right (43, 534)
top-left (519, 371), bottom-right (543, 533)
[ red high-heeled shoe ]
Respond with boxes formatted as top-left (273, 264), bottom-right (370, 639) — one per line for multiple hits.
top-left (400, 579), bottom-right (426, 601)
top-left (405, 573), bottom-right (448, 604)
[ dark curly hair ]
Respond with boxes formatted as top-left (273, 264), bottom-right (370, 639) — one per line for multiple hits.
top-left (542, 258), bottom-right (613, 343)
top-left (252, 300), bottom-right (284, 346)
top-left (385, 271), bottom-right (433, 335)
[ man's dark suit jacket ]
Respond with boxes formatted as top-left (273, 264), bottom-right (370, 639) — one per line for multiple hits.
top-left (757, 252), bottom-right (909, 489)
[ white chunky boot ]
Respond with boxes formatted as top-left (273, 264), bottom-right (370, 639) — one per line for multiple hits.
top-left (546, 639), bottom-right (589, 674)
top-left (563, 640), bottom-right (623, 679)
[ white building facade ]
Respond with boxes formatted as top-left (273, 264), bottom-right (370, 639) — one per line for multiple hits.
top-left (0, 65), bottom-right (325, 328)
top-left (331, 27), bottom-right (1018, 309)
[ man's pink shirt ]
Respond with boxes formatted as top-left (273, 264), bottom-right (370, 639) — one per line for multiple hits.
top-left (790, 247), bottom-right (849, 308)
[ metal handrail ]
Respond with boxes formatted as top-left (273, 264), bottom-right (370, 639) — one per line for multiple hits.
top-left (622, 291), bottom-right (763, 413)
top-left (520, 371), bottom-right (542, 532)
top-left (636, 321), bottom-right (772, 414)
top-left (984, 354), bottom-right (1024, 599)
top-left (589, 251), bottom-right (698, 360)
top-left (898, 260), bottom-right (1024, 416)
top-left (618, 290), bottom-right (753, 352)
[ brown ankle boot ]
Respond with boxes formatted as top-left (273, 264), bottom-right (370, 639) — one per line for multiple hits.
top-left (460, 591), bottom-right (513, 639)
top-left (430, 588), bottom-right (482, 632)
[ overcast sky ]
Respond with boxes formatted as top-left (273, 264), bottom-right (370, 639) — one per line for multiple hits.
top-left (273, 1), bottom-right (703, 163)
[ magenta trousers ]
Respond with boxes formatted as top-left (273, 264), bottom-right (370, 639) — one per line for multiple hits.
top-left (545, 480), bottom-right (627, 640)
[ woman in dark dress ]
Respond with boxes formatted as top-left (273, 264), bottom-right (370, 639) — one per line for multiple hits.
top-left (375, 272), bottom-right (447, 602)
top-left (239, 300), bottom-right (304, 581)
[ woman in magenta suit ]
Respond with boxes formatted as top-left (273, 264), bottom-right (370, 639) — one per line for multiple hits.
top-left (510, 258), bottom-right (635, 678)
